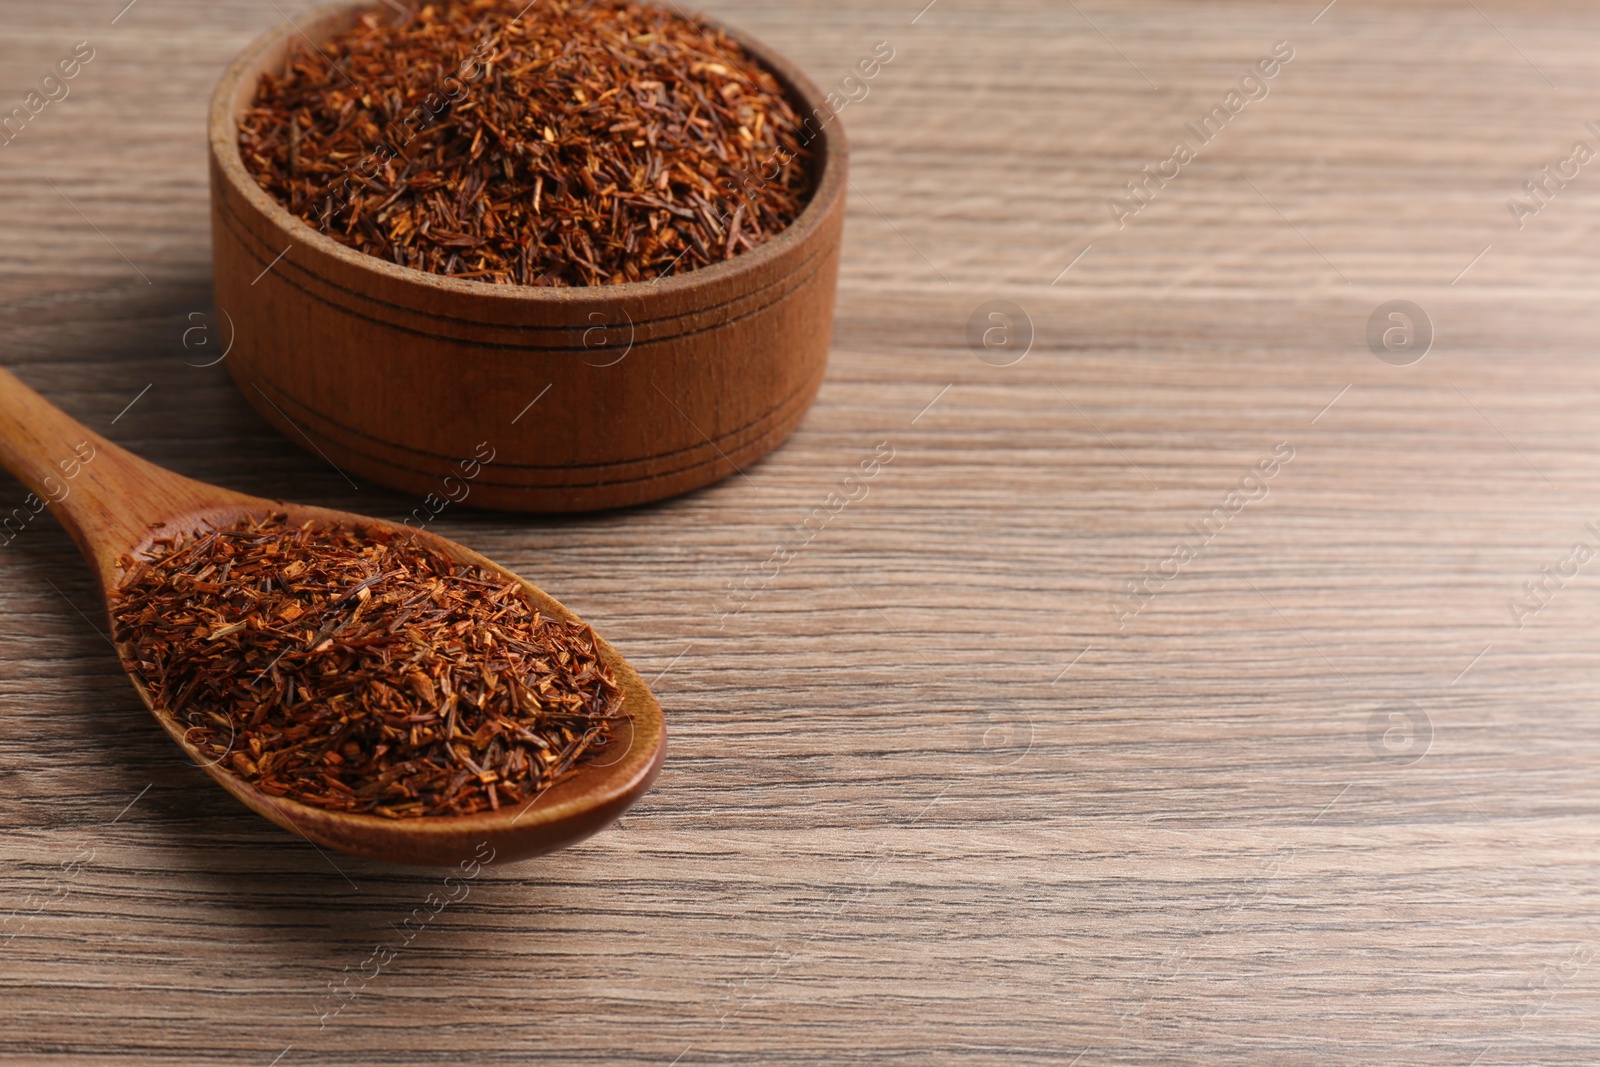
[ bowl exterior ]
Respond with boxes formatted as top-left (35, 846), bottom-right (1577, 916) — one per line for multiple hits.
top-left (208, 4), bottom-right (846, 512)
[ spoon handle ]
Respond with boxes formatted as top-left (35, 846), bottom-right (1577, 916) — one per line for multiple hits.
top-left (0, 368), bottom-right (191, 589)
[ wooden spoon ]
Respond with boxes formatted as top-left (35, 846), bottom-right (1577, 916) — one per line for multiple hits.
top-left (0, 368), bottom-right (664, 866)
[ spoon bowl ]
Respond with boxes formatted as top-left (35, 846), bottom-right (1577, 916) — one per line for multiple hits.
top-left (0, 369), bottom-right (664, 865)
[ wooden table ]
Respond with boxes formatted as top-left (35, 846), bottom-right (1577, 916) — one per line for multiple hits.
top-left (3, 0), bottom-right (1599, 1062)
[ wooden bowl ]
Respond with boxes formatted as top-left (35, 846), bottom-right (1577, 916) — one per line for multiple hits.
top-left (207, 2), bottom-right (846, 512)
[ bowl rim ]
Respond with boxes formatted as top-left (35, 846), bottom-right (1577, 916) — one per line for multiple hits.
top-left (207, 0), bottom-right (848, 308)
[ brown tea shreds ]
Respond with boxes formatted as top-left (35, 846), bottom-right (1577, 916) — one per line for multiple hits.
top-left (237, 0), bottom-right (815, 286)
top-left (109, 514), bottom-right (624, 819)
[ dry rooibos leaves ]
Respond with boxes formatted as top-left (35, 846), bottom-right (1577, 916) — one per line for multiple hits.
top-left (239, 0), bottom-right (815, 286)
top-left (111, 514), bottom-right (624, 819)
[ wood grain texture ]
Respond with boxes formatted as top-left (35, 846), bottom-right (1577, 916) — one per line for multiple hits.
top-left (2, 0), bottom-right (1600, 1063)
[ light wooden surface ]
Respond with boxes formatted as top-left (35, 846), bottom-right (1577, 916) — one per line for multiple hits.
top-left (3, 0), bottom-right (1600, 1063)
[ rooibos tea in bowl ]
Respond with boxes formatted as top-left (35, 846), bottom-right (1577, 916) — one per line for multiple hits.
top-left (208, 0), bottom-right (846, 511)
